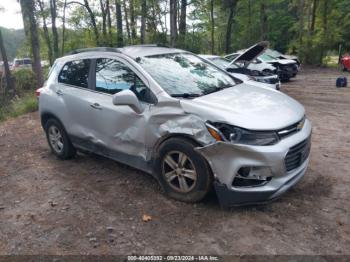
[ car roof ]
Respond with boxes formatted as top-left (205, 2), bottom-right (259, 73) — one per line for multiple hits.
top-left (14, 58), bottom-right (31, 61)
top-left (199, 54), bottom-right (220, 59)
top-left (118, 45), bottom-right (184, 59)
top-left (62, 45), bottom-right (185, 61)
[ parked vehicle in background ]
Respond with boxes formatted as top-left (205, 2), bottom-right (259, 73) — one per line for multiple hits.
top-left (258, 53), bottom-right (299, 80)
top-left (41, 60), bottom-right (50, 67)
top-left (225, 52), bottom-right (276, 75)
top-left (226, 43), bottom-right (299, 82)
top-left (199, 54), bottom-right (280, 90)
top-left (12, 58), bottom-right (32, 70)
top-left (37, 45), bottom-right (311, 207)
top-left (265, 48), bottom-right (301, 68)
top-left (340, 53), bottom-right (350, 71)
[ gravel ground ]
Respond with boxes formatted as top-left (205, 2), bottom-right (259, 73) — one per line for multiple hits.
top-left (0, 66), bottom-right (349, 255)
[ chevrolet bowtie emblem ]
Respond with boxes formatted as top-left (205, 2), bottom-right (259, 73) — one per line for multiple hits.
top-left (297, 119), bottom-right (305, 130)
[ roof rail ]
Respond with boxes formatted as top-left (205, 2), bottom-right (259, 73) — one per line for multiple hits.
top-left (67, 47), bottom-right (121, 55)
top-left (123, 44), bottom-right (170, 48)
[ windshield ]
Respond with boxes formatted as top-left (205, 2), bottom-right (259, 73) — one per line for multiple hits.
top-left (24, 59), bottom-right (32, 65)
top-left (259, 53), bottom-right (276, 62)
top-left (138, 53), bottom-right (236, 96)
top-left (210, 57), bottom-right (231, 68)
top-left (266, 49), bottom-right (282, 58)
top-left (211, 58), bottom-right (239, 69)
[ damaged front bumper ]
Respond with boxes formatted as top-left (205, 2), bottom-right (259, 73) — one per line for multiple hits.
top-left (196, 119), bottom-right (312, 207)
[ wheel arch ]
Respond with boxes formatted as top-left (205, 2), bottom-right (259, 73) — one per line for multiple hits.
top-left (40, 111), bottom-right (65, 130)
top-left (150, 133), bottom-right (214, 177)
top-left (152, 133), bottom-right (204, 159)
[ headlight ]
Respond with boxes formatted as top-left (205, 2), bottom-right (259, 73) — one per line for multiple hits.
top-left (255, 77), bottom-right (270, 84)
top-left (206, 122), bottom-right (279, 146)
top-left (247, 75), bottom-right (257, 81)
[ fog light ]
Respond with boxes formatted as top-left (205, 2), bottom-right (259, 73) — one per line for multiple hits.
top-left (233, 167), bottom-right (273, 187)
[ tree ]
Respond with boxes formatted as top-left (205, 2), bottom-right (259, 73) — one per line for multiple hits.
top-left (0, 28), bottom-right (15, 94)
top-left (19, 0), bottom-right (44, 87)
top-left (170, 0), bottom-right (177, 47)
top-left (37, 0), bottom-right (53, 65)
top-left (99, 0), bottom-right (109, 44)
top-left (67, 0), bottom-right (100, 45)
top-left (116, 0), bottom-right (123, 47)
top-left (50, 0), bottom-right (59, 59)
top-left (123, 0), bottom-right (131, 43)
top-left (260, 1), bottom-right (267, 40)
top-left (61, 0), bottom-right (67, 55)
top-left (179, 0), bottom-right (187, 36)
top-left (224, 0), bottom-right (239, 53)
top-left (106, 0), bottom-right (112, 44)
top-left (140, 0), bottom-right (146, 44)
top-left (210, 0), bottom-right (215, 53)
top-left (130, 0), bottom-right (137, 43)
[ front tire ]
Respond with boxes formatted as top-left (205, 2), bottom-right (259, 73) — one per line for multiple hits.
top-left (45, 118), bottom-right (76, 159)
top-left (155, 138), bottom-right (212, 203)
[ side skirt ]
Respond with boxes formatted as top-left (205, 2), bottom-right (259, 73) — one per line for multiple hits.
top-left (70, 135), bottom-right (154, 175)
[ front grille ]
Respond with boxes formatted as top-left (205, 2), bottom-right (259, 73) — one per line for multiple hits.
top-left (285, 137), bottom-right (311, 172)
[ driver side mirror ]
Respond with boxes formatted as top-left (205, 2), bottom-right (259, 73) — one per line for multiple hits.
top-left (112, 90), bottom-right (144, 114)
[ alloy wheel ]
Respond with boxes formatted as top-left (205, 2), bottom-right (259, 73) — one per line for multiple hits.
top-left (162, 150), bottom-right (197, 193)
top-left (48, 125), bottom-right (64, 154)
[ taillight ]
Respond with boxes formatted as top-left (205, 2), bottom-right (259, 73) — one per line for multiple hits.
top-left (35, 88), bottom-right (43, 98)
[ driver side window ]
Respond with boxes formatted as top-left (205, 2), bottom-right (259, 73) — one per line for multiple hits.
top-left (95, 58), bottom-right (155, 104)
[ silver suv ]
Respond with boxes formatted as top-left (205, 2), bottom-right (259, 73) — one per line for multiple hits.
top-left (37, 45), bottom-right (311, 207)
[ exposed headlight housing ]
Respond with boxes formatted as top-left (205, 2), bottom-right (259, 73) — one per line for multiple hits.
top-left (206, 122), bottom-right (279, 146)
top-left (255, 77), bottom-right (271, 84)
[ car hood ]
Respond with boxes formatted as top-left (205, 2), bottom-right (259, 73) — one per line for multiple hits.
top-left (232, 41), bottom-right (269, 65)
top-left (229, 72), bottom-right (250, 81)
top-left (281, 54), bottom-right (298, 60)
top-left (180, 83), bottom-right (304, 130)
top-left (265, 58), bottom-right (296, 65)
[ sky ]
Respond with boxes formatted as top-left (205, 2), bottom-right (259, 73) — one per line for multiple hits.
top-left (0, 0), bottom-right (24, 29)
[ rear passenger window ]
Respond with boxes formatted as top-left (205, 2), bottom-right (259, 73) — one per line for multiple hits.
top-left (95, 58), bottom-right (155, 103)
top-left (58, 59), bottom-right (90, 88)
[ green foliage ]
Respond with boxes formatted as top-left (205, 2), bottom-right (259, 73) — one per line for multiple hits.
top-left (12, 69), bottom-right (38, 93)
top-left (0, 68), bottom-right (39, 122)
top-left (3, 0), bottom-right (350, 66)
top-left (0, 93), bottom-right (38, 122)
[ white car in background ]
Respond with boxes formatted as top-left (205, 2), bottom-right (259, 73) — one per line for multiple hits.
top-left (12, 58), bottom-right (32, 70)
top-left (265, 48), bottom-right (301, 69)
top-left (199, 55), bottom-right (280, 90)
top-left (225, 53), bottom-right (276, 75)
top-left (226, 43), bottom-right (299, 82)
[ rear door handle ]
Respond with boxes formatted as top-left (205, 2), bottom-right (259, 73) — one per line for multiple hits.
top-left (56, 90), bottom-right (63, 96)
top-left (90, 103), bottom-right (102, 110)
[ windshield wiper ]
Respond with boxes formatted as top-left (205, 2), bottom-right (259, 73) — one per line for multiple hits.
top-left (171, 93), bottom-right (201, 98)
top-left (203, 86), bottom-right (230, 95)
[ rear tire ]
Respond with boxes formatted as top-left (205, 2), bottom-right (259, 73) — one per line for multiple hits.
top-left (45, 118), bottom-right (76, 159)
top-left (155, 138), bottom-right (212, 203)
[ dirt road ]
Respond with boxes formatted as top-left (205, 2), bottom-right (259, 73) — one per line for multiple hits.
top-left (0, 67), bottom-right (349, 255)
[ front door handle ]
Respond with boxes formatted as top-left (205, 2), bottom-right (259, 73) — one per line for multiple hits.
top-left (56, 90), bottom-right (63, 96)
top-left (90, 103), bottom-right (102, 110)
